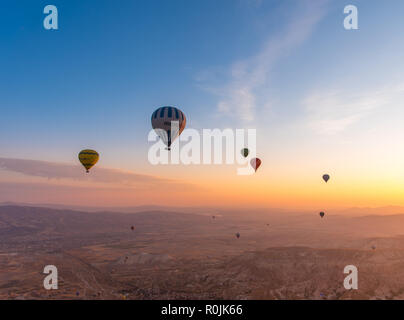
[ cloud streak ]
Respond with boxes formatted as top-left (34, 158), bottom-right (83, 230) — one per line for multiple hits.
top-left (0, 181), bottom-right (197, 207)
top-left (210, 0), bottom-right (329, 122)
top-left (304, 82), bottom-right (404, 134)
top-left (0, 157), bottom-right (199, 191)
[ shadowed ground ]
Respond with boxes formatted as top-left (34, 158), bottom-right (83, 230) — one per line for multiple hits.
top-left (1, 205), bottom-right (404, 299)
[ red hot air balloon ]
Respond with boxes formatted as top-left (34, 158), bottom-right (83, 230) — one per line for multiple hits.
top-left (250, 158), bottom-right (261, 172)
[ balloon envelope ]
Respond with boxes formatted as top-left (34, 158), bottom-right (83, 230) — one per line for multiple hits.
top-left (151, 106), bottom-right (186, 149)
top-left (319, 211), bottom-right (325, 218)
top-left (78, 149), bottom-right (99, 173)
top-left (250, 158), bottom-right (261, 172)
top-left (241, 148), bottom-right (249, 158)
top-left (322, 174), bottom-right (330, 183)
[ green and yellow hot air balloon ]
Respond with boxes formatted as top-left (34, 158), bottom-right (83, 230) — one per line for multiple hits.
top-left (241, 148), bottom-right (249, 158)
top-left (78, 149), bottom-right (99, 173)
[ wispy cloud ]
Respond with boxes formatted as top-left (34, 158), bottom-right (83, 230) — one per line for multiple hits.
top-left (304, 82), bottom-right (404, 134)
top-left (206, 0), bottom-right (329, 122)
top-left (0, 181), bottom-right (197, 207)
top-left (0, 157), bottom-right (199, 191)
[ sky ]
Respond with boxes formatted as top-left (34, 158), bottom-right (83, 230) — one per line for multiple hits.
top-left (1, 0), bottom-right (404, 210)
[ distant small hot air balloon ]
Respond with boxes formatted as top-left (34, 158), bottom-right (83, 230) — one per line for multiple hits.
top-left (371, 245), bottom-right (376, 250)
top-left (241, 148), bottom-right (249, 158)
top-left (131, 226), bottom-right (134, 231)
top-left (236, 232), bottom-right (240, 239)
top-left (319, 211), bottom-right (325, 218)
top-left (322, 174), bottom-right (330, 183)
top-left (250, 158), bottom-right (261, 172)
top-left (78, 149), bottom-right (99, 173)
top-left (151, 106), bottom-right (186, 150)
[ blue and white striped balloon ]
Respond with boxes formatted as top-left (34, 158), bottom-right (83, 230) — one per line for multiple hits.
top-left (151, 106), bottom-right (186, 149)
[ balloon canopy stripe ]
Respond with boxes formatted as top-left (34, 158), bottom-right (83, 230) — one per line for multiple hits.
top-left (78, 149), bottom-right (99, 172)
top-left (151, 106), bottom-right (186, 148)
top-left (79, 152), bottom-right (98, 156)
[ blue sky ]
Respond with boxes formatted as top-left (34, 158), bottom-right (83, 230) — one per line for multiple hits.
top-left (1, 0), bottom-right (283, 162)
top-left (1, 0), bottom-right (404, 208)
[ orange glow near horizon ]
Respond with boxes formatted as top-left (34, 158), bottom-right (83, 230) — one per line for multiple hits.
top-left (2, 165), bottom-right (404, 211)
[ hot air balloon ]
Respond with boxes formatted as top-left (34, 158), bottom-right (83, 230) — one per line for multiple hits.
top-left (78, 149), bottom-right (99, 173)
top-left (371, 245), bottom-right (376, 250)
top-left (131, 226), bottom-right (134, 231)
top-left (151, 106), bottom-right (186, 150)
top-left (236, 232), bottom-right (240, 239)
top-left (241, 148), bottom-right (249, 158)
top-left (322, 174), bottom-right (330, 183)
top-left (250, 158), bottom-right (261, 172)
top-left (319, 211), bottom-right (325, 218)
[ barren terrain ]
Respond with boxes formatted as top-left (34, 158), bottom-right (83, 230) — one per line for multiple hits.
top-left (1, 205), bottom-right (404, 299)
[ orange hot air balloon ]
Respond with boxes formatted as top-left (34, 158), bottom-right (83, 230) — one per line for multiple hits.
top-left (250, 158), bottom-right (261, 172)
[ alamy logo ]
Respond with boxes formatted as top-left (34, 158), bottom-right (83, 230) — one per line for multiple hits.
top-left (344, 5), bottom-right (358, 30)
top-left (43, 265), bottom-right (58, 290)
top-left (43, 5), bottom-right (58, 30)
top-left (343, 265), bottom-right (358, 290)
top-left (148, 124), bottom-right (258, 175)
